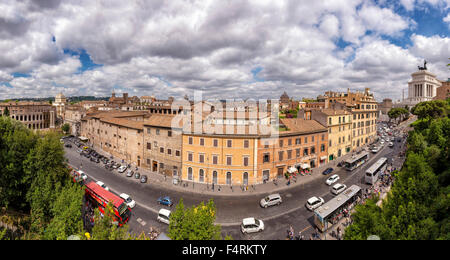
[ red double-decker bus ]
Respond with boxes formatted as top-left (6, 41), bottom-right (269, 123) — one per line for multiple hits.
top-left (84, 181), bottom-right (131, 226)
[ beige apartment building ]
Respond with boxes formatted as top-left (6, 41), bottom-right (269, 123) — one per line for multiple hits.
top-left (325, 88), bottom-right (378, 150)
top-left (310, 109), bottom-right (352, 161)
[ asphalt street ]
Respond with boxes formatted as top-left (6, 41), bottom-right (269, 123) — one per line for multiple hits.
top-left (64, 120), bottom-right (411, 240)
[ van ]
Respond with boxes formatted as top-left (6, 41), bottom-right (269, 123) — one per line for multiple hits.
top-left (157, 209), bottom-right (171, 225)
top-left (260, 193), bottom-right (282, 208)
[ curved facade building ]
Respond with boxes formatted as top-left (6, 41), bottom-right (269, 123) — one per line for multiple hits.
top-left (0, 101), bottom-right (56, 130)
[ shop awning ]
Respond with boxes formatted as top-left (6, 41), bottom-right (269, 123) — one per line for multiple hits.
top-left (301, 163), bottom-right (310, 169)
top-left (78, 136), bottom-right (88, 141)
top-left (287, 167), bottom-right (298, 173)
top-left (320, 156), bottom-right (327, 160)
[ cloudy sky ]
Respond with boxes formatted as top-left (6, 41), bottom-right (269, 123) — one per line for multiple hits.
top-left (0, 0), bottom-right (449, 102)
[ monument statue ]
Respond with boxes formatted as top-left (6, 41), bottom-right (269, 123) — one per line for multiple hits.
top-left (418, 60), bottom-right (427, 70)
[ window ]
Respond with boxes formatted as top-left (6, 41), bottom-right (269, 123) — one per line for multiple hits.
top-left (227, 156), bottom-right (232, 165)
top-left (329, 118), bottom-right (332, 125)
top-left (311, 146), bottom-right (315, 154)
top-left (321, 144), bottom-right (325, 152)
top-left (279, 140), bottom-right (283, 147)
top-left (304, 148), bottom-right (308, 156)
top-left (146, 142), bottom-right (151, 150)
top-left (160, 147), bottom-right (164, 153)
top-left (176, 150), bottom-right (181, 157)
top-left (200, 138), bottom-right (204, 146)
top-left (199, 154), bottom-right (204, 163)
top-left (188, 137), bottom-right (193, 145)
top-left (304, 137), bottom-right (308, 143)
top-left (168, 130), bottom-right (172, 137)
top-left (147, 128), bottom-right (151, 134)
top-left (295, 138), bottom-right (301, 145)
top-left (167, 149), bottom-right (172, 155)
top-left (213, 139), bottom-right (218, 147)
top-left (288, 139), bottom-right (292, 146)
top-left (156, 129), bottom-right (160, 135)
top-left (287, 150), bottom-right (292, 159)
top-left (312, 136), bottom-right (314, 142)
top-left (263, 153), bottom-right (270, 163)
top-left (212, 155), bottom-right (218, 165)
top-left (244, 140), bottom-right (249, 148)
top-left (243, 156), bottom-right (249, 166)
top-left (296, 149), bottom-right (300, 157)
top-left (278, 151), bottom-right (284, 161)
top-left (188, 153), bottom-right (193, 162)
top-left (227, 140), bottom-right (232, 148)
top-left (264, 141), bottom-right (269, 148)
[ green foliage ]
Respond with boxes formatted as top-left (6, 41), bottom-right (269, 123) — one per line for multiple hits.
top-left (411, 99), bottom-right (448, 120)
top-left (61, 123), bottom-right (70, 134)
top-left (43, 182), bottom-right (85, 240)
top-left (168, 199), bottom-right (224, 240)
top-left (90, 203), bottom-right (129, 240)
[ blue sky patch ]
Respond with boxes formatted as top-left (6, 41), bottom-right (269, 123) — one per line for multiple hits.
top-left (63, 48), bottom-right (103, 73)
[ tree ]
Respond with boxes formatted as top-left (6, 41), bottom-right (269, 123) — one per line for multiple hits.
top-left (90, 202), bottom-right (129, 240)
top-left (2, 106), bottom-right (9, 117)
top-left (61, 123), bottom-right (70, 134)
top-left (42, 182), bottom-right (85, 240)
top-left (168, 199), bottom-right (223, 240)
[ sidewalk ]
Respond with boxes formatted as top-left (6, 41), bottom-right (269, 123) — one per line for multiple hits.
top-left (90, 142), bottom-right (374, 197)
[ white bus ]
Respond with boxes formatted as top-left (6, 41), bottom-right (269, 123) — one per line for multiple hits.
top-left (365, 157), bottom-right (388, 185)
top-left (314, 185), bottom-right (362, 232)
top-left (344, 152), bottom-right (369, 171)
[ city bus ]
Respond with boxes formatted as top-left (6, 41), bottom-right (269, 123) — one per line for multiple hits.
top-left (365, 157), bottom-right (388, 185)
top-left (84, 181), bottom-right (132, 226)
top-left (313, 185), bottom-right (362, 232)
top-left (343, 152), bottom-right (369, 171)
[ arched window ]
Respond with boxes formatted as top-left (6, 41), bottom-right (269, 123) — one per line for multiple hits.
top-left (213, 171), bottom-right (218, 184)
top-left (243, 172), bottom-right (248, 186)
top-left (199, 169), bottom-right (204, 182)
top-left (226, 172), bottom-right (232, 185)
top-left (188, 167), bottom-right (193, 180)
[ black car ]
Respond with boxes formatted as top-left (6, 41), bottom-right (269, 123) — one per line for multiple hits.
top-left (64, 143), bottom-right (72, 148)
top-left (140, 175), bottom-right (147, 183)
top-left (322, 167), bottom-right (334, 175)
top-left (90, 157), bottom-right (100, 163)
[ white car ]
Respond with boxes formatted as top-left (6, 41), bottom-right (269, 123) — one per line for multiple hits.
top-left (331, 183), bottom-right (347, 195)
top-left (119, 193), bottom-right (136, 208)
top-left (371, 146), bottom-right (380, 153)
top-left (157, 209), bottom-right (171, 225)
top-left (325, 174), bottom-right (340, 186)
top-left (96, 181), bottom-right (109, 191)
top-left (241, 217), bottom-right (264, 234)
top-left (306, 197), bottom-right (325, 211)
top-left (118, 165), bottom-right (127, 173)
top-left (78, 170), bottom-right (88, 180)
top-left (388, 142), bottom-right (394, 147)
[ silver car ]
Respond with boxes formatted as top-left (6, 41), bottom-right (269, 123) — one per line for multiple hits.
top-left (260, 193), bottom-right (282, 208)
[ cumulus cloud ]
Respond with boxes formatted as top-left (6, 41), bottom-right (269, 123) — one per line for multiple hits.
top-left (0, 0), bottom-right (449, 103)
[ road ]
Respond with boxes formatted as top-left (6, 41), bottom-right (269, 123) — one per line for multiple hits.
top-left (64, 120), bottom-right (411, 240)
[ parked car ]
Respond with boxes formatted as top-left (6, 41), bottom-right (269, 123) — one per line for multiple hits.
top-left (260, 193), bottom-right (282, 208)
top-left (126, 170), bottom-right (134, 177)
top-left (241, 217), bottom-right (264, 234)
top-left (119, 193), bottom-right (136, 209)
top-left (140, 175), bottom-right (148, 183)
top-left (134, 172), bottom-right (141, 179)
top-left (388, 142), bottom-right (394, 147)
top-left (157, 196), bottom-right (173, 207)
top-left (90, 157), bottom-right (99, 163)
top-left (96, 181), bottom-right (109, 191)
top-left (325, 174), bottom-right (340, 186)
top-left (331, 183), bottom-right (347, 195)
top-left (78, 170), bottom-right (88, 181)
top-left (157, 209), bottom-right (171, 225)
top-left (371, 146), bottom-right (380, 153)
top-left (64, 143), bottom-right (72, 148)
top-left (322, 167), bottom-right (334, 175)
top-left (305, 196), bottom-right (325, 211)
top-left (118, 165), bottom-right (127, 173)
